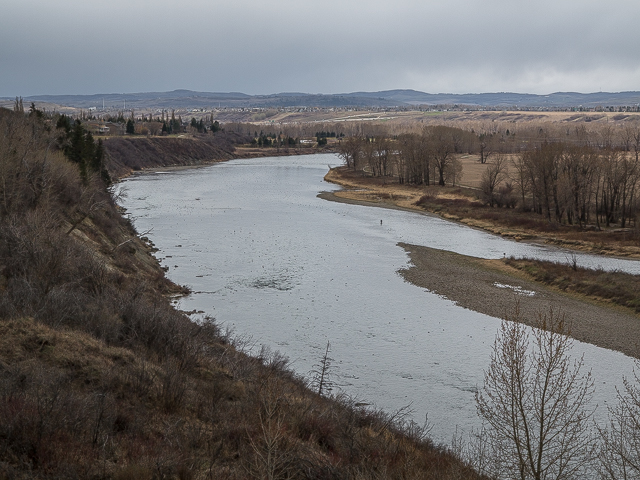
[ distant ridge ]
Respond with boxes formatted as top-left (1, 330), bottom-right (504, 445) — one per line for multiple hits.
top-left (7, 89), bottom-right (640, 109)
top-left (342, 89), bottom-right (640, 107)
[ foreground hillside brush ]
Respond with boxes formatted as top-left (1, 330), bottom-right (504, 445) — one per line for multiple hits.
top-left (0, 109), bottom-right (482, 479)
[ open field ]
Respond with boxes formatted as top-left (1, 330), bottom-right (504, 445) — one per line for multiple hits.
top-left (5, 95), bottom-right (640, 127)
top-left (254, 109), bottom-right (640, 127)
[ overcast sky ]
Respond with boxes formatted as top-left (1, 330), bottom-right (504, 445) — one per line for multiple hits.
top-left (2, 0), bottom-right (639, 97)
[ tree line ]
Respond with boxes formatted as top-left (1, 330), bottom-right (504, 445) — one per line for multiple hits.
top-left (56, 114), bottom-right (111, 184)
top-left (337, 126), bottom-right (474, 186)
top-left (336, 126), bottom-right (640, 229)
top-left (497, 143), bottom-right (639, 228)
top-left (249, 131), bottom-right (300, 148)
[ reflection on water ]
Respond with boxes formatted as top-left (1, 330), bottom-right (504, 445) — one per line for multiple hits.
top-left (121, 153), bottom-right (640, 443)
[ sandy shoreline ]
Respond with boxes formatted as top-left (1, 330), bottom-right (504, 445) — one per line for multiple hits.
top-left (319, 190), bottom-right (640, 359)
top-left (399, 244), bottom-right (640, 359)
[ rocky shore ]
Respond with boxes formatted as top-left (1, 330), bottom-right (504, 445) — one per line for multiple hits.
top-left (398, 244), bottom-right (640, 359)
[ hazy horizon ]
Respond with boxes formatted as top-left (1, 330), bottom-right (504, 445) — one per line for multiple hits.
top-left (6, 87), bottom-right (640, 99)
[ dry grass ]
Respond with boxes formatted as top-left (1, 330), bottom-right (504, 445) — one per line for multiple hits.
top-left (103, 134), bottom-right (242, 178)
top-left (0, 316), bottom-right (484, 479)
top-left (505, 257), bottom-right (640, 314)
top-left (204, 108), bottom-right (640, 128)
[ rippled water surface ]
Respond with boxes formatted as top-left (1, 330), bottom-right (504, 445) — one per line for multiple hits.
top-left (121, 153), bottom-right (640, 443)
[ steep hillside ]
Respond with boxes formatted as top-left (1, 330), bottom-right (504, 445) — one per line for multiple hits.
top-left (0, 108), bottom-right (482, 479)
top-left (103, 133), bottom-right (245, 178)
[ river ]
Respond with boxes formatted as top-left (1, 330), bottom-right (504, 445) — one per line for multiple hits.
top-left (121, 153), bottom-right (640, 444)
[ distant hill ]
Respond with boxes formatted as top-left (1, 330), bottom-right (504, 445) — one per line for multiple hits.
top-left (7, 89), bottom-right (640, 109)
top-left (343, 89), bottom-right (640, 107)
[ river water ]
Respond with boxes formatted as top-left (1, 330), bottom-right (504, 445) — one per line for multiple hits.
top-left (121, 153), bottom-right (640, 444)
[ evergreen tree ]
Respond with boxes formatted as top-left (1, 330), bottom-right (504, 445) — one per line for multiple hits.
top-left (29, 102), bottom-right (44, 119)
top-left (58, 120), bottom-right (110, 184)
top-left (66, 121), bottom-right (88, 180)
top-left (84, 131), bottom-right (96, 168)
top-left (169, 110), bottom-right (181, 133)
top-left (126, 119), bottom-right (135, 135)
top-left (56, 114), bottom-right (72, 135)
top-left (92, 139), bottom-right (111, 186)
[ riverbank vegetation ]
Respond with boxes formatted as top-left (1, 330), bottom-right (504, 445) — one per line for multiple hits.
top-left (504, 256), bottom-right (640, 314)
top-left (0, 109), bottom-right (487, 477)
top-left (332, 124), bottom-right (640, 228)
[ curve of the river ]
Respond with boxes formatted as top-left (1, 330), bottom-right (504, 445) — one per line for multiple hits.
top-left (121, 153), bottom-right (640, 444)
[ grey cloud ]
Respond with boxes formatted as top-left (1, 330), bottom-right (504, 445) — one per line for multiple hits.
top-left (2, 0), bottom-right (640, 96)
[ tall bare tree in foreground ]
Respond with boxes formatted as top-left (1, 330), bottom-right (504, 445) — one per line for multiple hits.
top-left (596, 364), bottom-right (640, 479)
top-left (310, 341), bottom-right (336, 396)
top-left (475, 308), bottom-right (595, 480)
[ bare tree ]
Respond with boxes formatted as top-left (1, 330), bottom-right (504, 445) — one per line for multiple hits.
top-left (446, 156), bottom-right (464, 187)
top-left (398, 131), bottom-right (432, 185)
top-left (479, 132), bottom-right (495, 164)
top-left (475, 307), bottom-right (595, 480)
top-left (374, 137), bottom-right (391, 177)
top-left (428, 126), bottom-right (455, 186)
top-left (596, 363), bottom-right (640, 479)
top-left (336, 136), bottom-right (364, 172)
top-left (246, 384), bottom-right (293, 480)
top-left (480, 154), bottom-right (509, 207)
top-left (309, 341), bottom-right (336, 396)
top-left (511, 153), bottom-right (531, 211)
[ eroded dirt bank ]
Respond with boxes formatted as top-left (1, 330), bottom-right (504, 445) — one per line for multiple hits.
top-left (104, 134), bottom-right (324, 178)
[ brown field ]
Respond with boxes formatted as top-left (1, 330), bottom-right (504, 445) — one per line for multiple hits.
top-left (6, 96), bottom-right (640, 128)
top-left (219, 108), bottom-right (640, 128)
